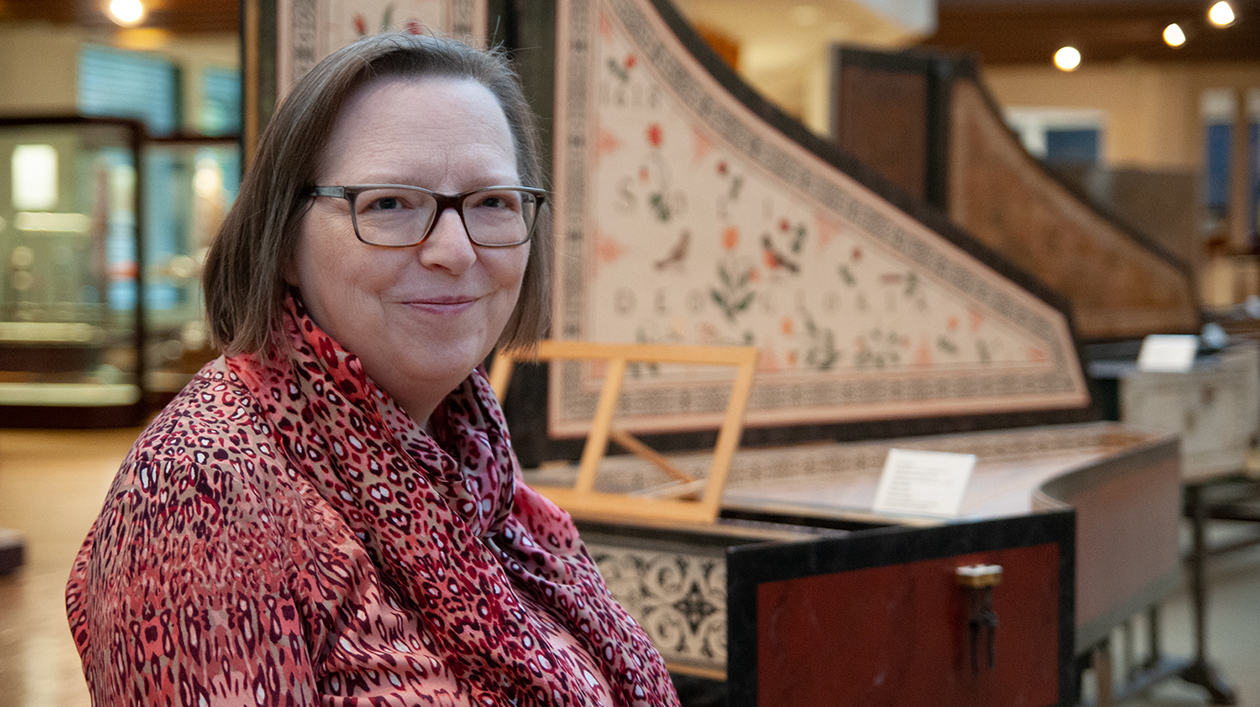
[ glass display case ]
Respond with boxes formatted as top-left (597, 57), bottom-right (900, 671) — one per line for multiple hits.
top-left (142, 137), bottom-right (238, 399)
top-left (0, 117), bottom-right (238, 426)
top-left (0, 117), bottom-right (145, 426)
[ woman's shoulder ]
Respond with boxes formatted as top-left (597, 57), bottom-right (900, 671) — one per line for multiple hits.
top-left (132, 359), bottom-right (274, 463)
top-left (84, 358), bottom-right (320, 577)
top-left (108, 358), bottom-right (298, 522)
top-left (67, 363), bottom-right (322, 680)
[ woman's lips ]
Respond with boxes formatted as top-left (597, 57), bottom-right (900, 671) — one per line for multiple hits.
top-left (404, 296), bottom-right (479, 314)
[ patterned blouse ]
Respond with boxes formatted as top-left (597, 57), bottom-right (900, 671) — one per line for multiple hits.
top-left (66, 296), bottom-right (679, 706)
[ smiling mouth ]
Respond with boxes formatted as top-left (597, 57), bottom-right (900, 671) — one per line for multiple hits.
top-left (410, 296), bottom-right (477, 305)
top-left (405, 296), bottom-right (479, 312)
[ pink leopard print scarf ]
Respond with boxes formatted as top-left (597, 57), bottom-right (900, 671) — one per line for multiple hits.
top-left (231, 295), bottom-right (678, 706)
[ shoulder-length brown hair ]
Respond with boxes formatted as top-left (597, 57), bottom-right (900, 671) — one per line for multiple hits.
top-left (203, 32), bottom-right (550, 357)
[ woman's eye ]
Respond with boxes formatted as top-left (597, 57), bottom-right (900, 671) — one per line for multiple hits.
top-left (473, 193), bottom-right (520, 211)
top-left (369, 196), bottom-right (401, 210)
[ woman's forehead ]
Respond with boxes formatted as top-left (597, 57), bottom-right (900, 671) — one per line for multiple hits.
top-left (317, 76), bottom-right (518, 183)
top-left (335, 75), bottom-right (507, 140)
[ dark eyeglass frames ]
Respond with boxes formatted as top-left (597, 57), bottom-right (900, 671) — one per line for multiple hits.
top-left (309, 184), bottom-right (546, 248)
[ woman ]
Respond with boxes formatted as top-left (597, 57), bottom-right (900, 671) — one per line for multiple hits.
top-left (66, 32), bottom-right (679, 706)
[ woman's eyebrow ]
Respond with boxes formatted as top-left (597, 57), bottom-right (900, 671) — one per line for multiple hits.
top-left (334, 173), bottom-right (522, 189)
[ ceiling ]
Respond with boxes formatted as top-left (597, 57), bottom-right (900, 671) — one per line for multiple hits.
top-left (0, 0), bottom-right (1255, 64)
top-left (924, 0), bottom-right (1260, 64)
top-left (0, 0), bottom-right (239, 34)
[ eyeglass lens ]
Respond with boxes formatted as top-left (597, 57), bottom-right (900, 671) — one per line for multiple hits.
top-left (350, 187), bottom-right (538, 247)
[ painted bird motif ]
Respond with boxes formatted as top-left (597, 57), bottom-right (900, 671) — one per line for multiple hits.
top-left (655, 229), bottom-right (690, 270)
top-left (761, 234), bottom-right (800, 273)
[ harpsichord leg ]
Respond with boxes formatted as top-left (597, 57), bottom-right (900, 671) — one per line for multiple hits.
top-left (1180, 483), bottom-right (1238, 705)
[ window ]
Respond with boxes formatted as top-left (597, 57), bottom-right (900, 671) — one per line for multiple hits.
top-left (1044, 129), bottom-right (1100, 164)
top-left (77, 44), bottom-right (179, 136)
top-left (1004, 107), bottom-right (1104, 165)
top-left (1201, 88), bottom-right (1260, 232)
top-left (199, 66), bottom-right (241, 136)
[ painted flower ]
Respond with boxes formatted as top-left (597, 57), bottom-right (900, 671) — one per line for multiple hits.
top-left (722, 226), bottom-right (738, 250)
top-left (595, 235), bottom-right (627, 264)
top-left (717, 161), bottom-right (728, 175)
top-left (647, 123), bottom-right (663, 148)
top-left (757, 349), bottom-right (779, 373)
top-left (596, 128), bottom-right (622, 160)
top-left (914, 340), bottom-right (933, 366)
top-left (969, 307), bottom-right (985, 333)
top-left (625, 54), bottom-right (637, 69)
top-left (781, 317), bottom-right (794, 335)
top-left (851, 246), bottom-right (862, 261)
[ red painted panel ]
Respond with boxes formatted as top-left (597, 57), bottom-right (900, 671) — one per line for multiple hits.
top-left (757, 543), bottom-right (1060, 707)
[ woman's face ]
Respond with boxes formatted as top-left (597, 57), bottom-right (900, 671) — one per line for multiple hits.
top-left (293, 76), bottom-right (529, 422)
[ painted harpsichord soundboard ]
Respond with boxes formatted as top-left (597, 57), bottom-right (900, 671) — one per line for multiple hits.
top-left (549, 0), bottom-right (1090, 435)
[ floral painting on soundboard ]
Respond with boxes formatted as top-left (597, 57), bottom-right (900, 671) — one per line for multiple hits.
top-left (549, 0), bottom-right (1090, 434)
top-left (277, 0), bottom-right (484, 95)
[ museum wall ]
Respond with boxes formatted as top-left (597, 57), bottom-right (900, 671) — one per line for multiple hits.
top-left (0, 24), bottom-right (82, 116)
top-left (985, 61), bottom-right (1260, 172)
top-left (0, 23), bottom-right (237, 133)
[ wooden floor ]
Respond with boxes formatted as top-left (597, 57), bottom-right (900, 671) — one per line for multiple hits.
top-left (1117, 527), bottom-right (1260, 707)
top-left (0, 428), bottom-right (140, 707)
top-left (0, 427), bottom-right (1256, 706)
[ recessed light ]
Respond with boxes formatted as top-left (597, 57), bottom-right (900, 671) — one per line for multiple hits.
top-left (1054, 46), bottom-right (1081, 72)
top-left (1163, 23), bottom-right (1187, 46)
top-left (108, 0), bottom-right (144, 27)
top-left (1208, 1), bottom-right (1236, 27)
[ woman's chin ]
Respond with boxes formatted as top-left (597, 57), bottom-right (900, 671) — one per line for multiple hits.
top-left (367, 351), bottom-right (487, 408)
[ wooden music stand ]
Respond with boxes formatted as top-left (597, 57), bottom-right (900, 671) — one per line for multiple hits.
top-left (489, 341), bottom-right (759, 525)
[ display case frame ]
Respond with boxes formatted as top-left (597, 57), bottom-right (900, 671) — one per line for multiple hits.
top-left (0, 115), bottom-right (148, 427)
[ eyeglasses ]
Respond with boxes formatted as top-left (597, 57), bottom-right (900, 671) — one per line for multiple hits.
top-left (310, 184), bottom-right (546, 248)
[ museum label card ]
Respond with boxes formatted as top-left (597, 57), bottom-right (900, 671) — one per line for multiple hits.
top-left (872, 448), bottom-right (977, 518)
top-left (1137, 335), bottom-right (1198, 373)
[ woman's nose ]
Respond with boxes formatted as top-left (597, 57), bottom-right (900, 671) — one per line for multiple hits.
top-left (418, 208), bottom-right (477, 273)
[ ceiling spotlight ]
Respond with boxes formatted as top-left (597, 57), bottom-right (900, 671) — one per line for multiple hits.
top-left (1054, 46), bottom-right (1081, 72)
top-left (108, 0), bottom-right (145, 26)
top-left (1163, 22), bottom-right (1187, 46)
top-left (1208, 0), bottom-right (1236, 27)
